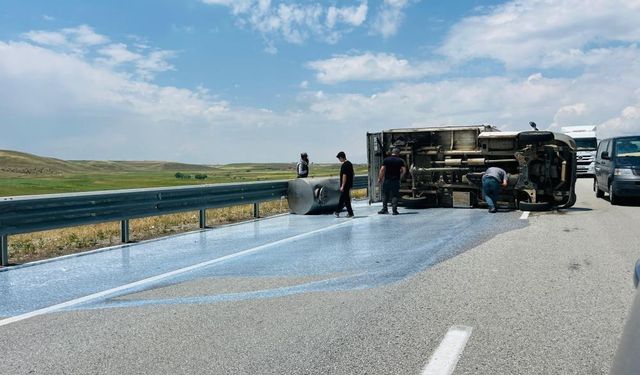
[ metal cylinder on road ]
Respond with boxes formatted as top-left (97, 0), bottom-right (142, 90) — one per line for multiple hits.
top-left (287, 177), bottom-right (341, 215)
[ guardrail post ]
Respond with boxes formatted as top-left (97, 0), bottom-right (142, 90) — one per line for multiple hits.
top-left (1, 235), bottom-right (8, 266)
top-left (253, 203), bottom-right (260, 218)
top-left (120, 219), bottom-right (130, 243)
top-left (199, 209), bottom-right (207, 228)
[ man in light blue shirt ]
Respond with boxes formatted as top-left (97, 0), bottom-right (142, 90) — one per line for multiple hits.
top-left (482, 167), bottom-right (508, 213)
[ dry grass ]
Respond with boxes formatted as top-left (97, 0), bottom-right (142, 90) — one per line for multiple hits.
top-left (8, 189), bottom-right (367, 264)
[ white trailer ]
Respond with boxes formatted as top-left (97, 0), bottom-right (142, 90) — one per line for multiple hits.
top-left (560, 126), bottom-right (598, 176)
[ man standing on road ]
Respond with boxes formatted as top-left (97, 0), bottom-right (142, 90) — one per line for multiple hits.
top-left (296, 152), bottom-right (309, 178)
top-left (482, 166), bottom-right (508, 213)
top-left (377, 147), bottom-right (406, 215)
top-left (335, 151), bottom-right (354, 218)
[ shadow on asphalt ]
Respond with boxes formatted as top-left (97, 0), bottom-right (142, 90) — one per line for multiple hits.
top-left (564, 207), bottom-right (594, 212)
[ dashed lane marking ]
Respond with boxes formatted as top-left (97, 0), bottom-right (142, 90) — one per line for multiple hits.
top-left (520, 211), bottom-right (530, 220)
top-left (421, 325), bottom-right (473, 375)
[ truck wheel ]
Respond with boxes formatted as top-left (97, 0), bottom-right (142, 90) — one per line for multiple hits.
top-left (401, 196), bottom-right (429, 208)
top-left (566, 193), bottom-right (577, 208)
top-left (594, 180), bottom-right (604, 198)
top-left (518, 201), bottom-right (552, 211)
top-left (518, 131), bottom-right (554, 145)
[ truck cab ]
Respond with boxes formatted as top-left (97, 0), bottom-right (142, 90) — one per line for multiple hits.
top-left (560, 126), bottom-right (598, 176)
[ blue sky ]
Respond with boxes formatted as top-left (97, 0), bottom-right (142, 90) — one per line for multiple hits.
top-left (1, 0), bottom-right (639, 163)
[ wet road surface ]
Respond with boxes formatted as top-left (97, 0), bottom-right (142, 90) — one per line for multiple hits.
top-left (1, 202), bottom-right (524, 319)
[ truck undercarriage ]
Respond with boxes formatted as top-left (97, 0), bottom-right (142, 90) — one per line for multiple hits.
top-left (367, 125), bottom-right (577, 211)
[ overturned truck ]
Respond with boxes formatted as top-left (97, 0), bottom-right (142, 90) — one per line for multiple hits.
top-left (367, 125), bottom-right (577, 211)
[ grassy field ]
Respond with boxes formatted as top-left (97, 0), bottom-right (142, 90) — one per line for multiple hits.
top-left (1, 150), bottom-right (368, 264)
top-left (0, 161), bottom-right (366, 197)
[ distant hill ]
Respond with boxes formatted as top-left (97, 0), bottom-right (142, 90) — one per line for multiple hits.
top-left (0, 150), bottom-right (367, 196)
top-left (0, 149), bottom-right (365, 179)
top-left (0, 150), bottom-right (81, 176)
top-left (0, 150), bottom-right (218, 176)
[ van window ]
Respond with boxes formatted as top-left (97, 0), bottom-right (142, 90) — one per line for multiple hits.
top-left (606, 140), bottom-right (613, 156)
top-left (598, 140), bottom-right (609, 158)
top-left (614, 137), bottom-right (640, 157)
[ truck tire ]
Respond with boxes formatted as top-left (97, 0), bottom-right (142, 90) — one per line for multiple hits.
top-left (518, 131), bottom-right (554, 145)
top-left (518, 201), bottom-right (552, 211)
top-left (566, 193), bottom-right (577, 208)
top-left (401, 195), bottom-right (430, 208)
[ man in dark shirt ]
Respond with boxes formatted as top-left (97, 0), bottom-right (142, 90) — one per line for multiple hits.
top-left (334, 151), bottom-right (354, 218)
top-left (482, 166), bottom-right (508, 213)
top-left (377, 147), bottom-right (406, 215)
top-left (296, 152), bottom-right (309, 178)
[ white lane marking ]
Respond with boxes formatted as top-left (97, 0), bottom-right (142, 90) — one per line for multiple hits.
top-left (520, 211), bottom-right (530, 220)
top-left (0, 220), bottom-right (355, 327)
top-left (421, 325), bottom-right (473, 375)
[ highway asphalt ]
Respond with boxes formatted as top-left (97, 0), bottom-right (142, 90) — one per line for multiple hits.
top-left (1, 178), bottom-right (638, 374)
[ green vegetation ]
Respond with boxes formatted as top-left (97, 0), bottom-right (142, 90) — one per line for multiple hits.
top-left (174, 172), bottom-right (208, 180)
top-left (0, 150), bottom-right (367, 197)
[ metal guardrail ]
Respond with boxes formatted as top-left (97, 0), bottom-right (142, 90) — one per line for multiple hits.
top-left (0, 175), bottom-right (368, 266)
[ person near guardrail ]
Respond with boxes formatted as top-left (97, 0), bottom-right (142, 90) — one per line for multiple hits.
top-left (377, 147), bottom-right (407, 215)
top-left (482, 167), bottom-right (508, 213)
top-left (334, 151), bottom-right (354, 218)
top-left (297, 152), bottom-right (309, 178)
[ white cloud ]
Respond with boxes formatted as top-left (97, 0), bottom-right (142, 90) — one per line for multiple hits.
top-left (326, 4), bottom-right (368, 29)
top-left (307, 52), bottom-right (447, 84)
top-left (439, 0), bottom-right (640, 69)
top-left (554, 103), bottom-right (588, 119)
top-left (299, 46), bottom-right (640, 157)
top-left (23, 25), bottom-right (109, 53)
top-left (371, 0), bottom-right (412, 38)
top-left (203, 0), bottom-right (368, 47)
top-left (600, 103), bottom-right (640, 138)
top-left (549, 103), bottom-right (589, 130)
top-left (71, 24), bottom-right (110, 46)
top-left (22, 30), bottom-right (68, 46)
top-left (0, 37), bottom-right (333, 163)
top-left (97, 43), bottom-right (141, 66)
top-left (23, 26), bottom-right (175, 81)
top-left (203, 0), bottom-right (415, 48)
top-left (134, 50), bottom-right (177, 80)
top-left (201, 0), bottom-right (255, 14)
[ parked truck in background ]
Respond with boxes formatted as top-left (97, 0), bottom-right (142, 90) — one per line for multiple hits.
top-left (560, 126), bottom-right (598, 176)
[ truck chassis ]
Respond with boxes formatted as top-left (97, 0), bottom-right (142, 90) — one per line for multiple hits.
top-left (367, 125), bottom-right (577, 211)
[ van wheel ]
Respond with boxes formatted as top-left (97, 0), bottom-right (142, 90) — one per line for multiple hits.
top-left (609, 183), bottom-right (620, 205)
top-left (518, 201), bottom-right (552, 211)
top-left (594, 180), bottom-right (604, 198)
